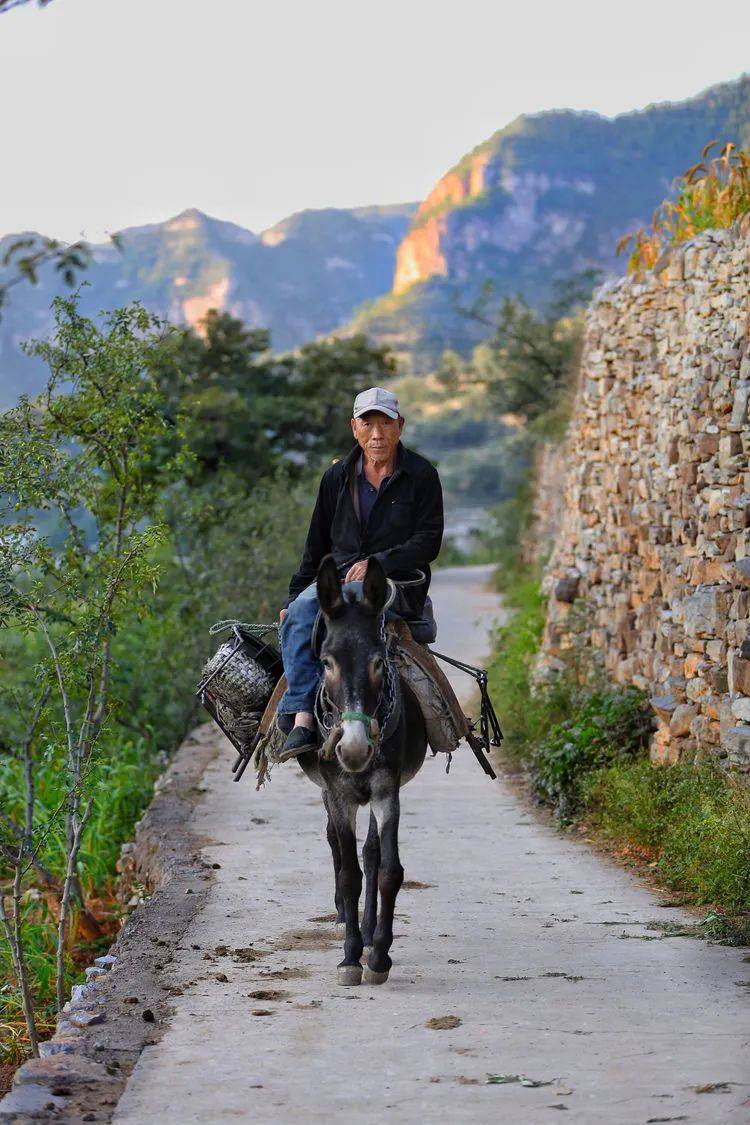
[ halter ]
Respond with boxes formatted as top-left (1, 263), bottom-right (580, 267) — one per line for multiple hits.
top-left (315, 610), bottom-right (399, 755)
top-left (341, 710), bottom-right (378, 746)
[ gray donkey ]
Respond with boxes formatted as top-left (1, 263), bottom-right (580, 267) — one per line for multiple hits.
top-left (296, 554), bottom-right (428, 986)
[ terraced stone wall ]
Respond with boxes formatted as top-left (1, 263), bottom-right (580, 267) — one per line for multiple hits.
top-left (539, 217), bottom-right (750, 767)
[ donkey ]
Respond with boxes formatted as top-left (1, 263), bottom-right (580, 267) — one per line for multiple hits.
top-left (296, 554), bottom-right (428, 986)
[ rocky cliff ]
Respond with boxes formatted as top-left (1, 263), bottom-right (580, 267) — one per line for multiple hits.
top-left (353, 74), bottom-right (750, 372)
top-left (539, 218), bottom-right (750, 770)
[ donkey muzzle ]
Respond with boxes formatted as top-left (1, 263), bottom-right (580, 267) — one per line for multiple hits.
top-left (336, 719), bottom-right (375, 772)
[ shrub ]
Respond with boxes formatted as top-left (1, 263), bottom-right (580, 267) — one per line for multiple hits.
top-left (530, 687), bottom-right (653, 822)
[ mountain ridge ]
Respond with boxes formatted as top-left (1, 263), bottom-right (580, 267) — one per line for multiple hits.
top-left (0, 200), bottom-right (418, 406)
top-left (348, 72), bottom-right (750, 371)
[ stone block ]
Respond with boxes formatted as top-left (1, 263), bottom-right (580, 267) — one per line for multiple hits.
top-left (721, 724), bottom-right (750, 768)
top-left (651, 694), bottom-right (677, 721)
top-left (554, 574), bottom-right (580, 603)
top-left (730, 655), bottom-right (750, 695)
top-left (13, 1054), bottom-right (108, 1087)
top-left (719, 432), bottom-right (743, 466)
top-left (669, 703), bottom-right (698, 736)
top-left (683, 586), bottom-right (729, 638)
top-left (731, 697), bottom-right (750, 723)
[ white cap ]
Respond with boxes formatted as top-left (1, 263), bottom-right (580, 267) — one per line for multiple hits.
top-left (352, 386), bottom-right (401, 420)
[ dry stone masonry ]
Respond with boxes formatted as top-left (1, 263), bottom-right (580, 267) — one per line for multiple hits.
top-left (540, 217), bottom-right (750, 768)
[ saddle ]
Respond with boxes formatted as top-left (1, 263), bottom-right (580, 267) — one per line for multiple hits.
top-left (253, 619), bottom-right (470, 775)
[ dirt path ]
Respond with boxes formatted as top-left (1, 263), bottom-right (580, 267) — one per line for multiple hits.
top-left (114, 565), bottom-right (750, 1124)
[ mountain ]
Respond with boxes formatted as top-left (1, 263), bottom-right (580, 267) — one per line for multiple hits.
top-left (4, 74), bottom-right (750, 403)
top-left (0, 202), bottom-right (417, 407)
top-left (349, 74), bottom-right (750, 372)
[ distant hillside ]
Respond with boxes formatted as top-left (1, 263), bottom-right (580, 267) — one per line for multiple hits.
top-left (349, 74), bottom-right (750, 372)
top-left (0, 202), bottom-right (417, 407)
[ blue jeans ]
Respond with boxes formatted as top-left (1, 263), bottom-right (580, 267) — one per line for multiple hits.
top-left (278, 580), bottom-right (403, 715)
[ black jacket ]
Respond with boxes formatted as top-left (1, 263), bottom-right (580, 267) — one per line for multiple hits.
top-left (285, 442), bottom-right (444, 618)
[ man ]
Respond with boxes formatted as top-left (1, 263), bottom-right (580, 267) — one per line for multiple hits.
top-left (277, 385), bottom-right (444, 758)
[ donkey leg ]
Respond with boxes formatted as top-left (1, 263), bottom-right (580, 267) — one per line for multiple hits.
top-left (361, 811), bottom-right (380, 956)
top-left (324, 793), bottom-right (345, 933)
top-left (330, 800), bottom-right (364, 985)
top-left (365, 790), bottom-right (403, 984)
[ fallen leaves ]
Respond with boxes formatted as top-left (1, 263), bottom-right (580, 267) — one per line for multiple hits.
top-left (425, 1015), bottom-right (462, 1030)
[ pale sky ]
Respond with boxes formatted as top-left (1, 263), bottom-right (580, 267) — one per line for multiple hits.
top-left (2, 0), bottom-right (750, 242)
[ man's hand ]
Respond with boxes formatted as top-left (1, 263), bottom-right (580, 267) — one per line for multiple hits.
top-left (279, 608), bottom-right (288, 623)
top-left (344, 560), bottom-right (369, 583)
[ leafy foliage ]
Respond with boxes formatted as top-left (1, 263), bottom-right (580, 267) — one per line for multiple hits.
top-left (531, 688), bottom-right (653, 822)
top-left (0, 292), bottom-right (372, 1060)
top-left (618, 141), bottom-right (750, 273)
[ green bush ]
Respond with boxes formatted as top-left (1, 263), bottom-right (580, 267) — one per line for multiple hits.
top-left (530, 687), bottom-right (653, 822)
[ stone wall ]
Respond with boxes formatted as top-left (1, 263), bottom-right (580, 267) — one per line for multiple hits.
top-left (522, 441), bottom-right (568, 568)
top-left (539, 217), bottom-right (750, 768)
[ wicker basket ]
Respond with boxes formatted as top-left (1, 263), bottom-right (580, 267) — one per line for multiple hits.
top-left (197, 625), bottom-right (282, 755)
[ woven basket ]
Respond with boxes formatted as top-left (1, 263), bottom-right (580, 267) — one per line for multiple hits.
top-left (198, 629), bottom-right (279, 752)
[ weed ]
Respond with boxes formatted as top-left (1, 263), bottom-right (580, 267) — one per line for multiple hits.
top-left (618, 141), bottom-right (750, 273)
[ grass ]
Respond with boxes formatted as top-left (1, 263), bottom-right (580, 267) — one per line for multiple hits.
top-left (0, 736), bottom-right (163, 1063)
top-left (488, 559), bottom-right (750, 939)
top-left (583, 757), bottom-right (750, 915)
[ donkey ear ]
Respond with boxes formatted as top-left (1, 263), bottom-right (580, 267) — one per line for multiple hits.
top-left (317, 555), bottom-right (345, 618)
top-left (362, 556), bottom-right (388, 616)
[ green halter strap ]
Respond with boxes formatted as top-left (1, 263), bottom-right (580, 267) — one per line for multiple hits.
top-left (340, 710), bottom-right (377, 745)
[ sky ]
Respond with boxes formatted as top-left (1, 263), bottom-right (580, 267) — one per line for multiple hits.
top-left (1, 0), bottom-right (750, 243)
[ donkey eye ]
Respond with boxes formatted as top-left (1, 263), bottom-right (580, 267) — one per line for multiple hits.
top-left (372, 656), bottom-right (384, 672)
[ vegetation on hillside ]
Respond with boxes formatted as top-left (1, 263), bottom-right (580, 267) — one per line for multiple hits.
top-left (618, 141), bottom-right (750, 272)
top-left (0, 296), bottom-right (392, 1062)
top-left (351, 75), bottom-right (750, 372)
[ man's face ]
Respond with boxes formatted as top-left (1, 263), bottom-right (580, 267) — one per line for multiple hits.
top-left (351, 411), bottom-right (404, 461)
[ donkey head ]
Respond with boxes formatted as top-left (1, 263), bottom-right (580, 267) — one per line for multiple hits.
top-left (317, 555), bottom-right (389, 773)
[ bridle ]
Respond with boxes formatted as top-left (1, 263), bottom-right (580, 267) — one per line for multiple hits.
top-left (315, 598), bottom-right (400, 755)
top-left (313, 570), bottom-right (425, 757)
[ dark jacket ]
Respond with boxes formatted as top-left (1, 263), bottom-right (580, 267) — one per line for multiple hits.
top-left (285, 441), bottom-right (444, 619)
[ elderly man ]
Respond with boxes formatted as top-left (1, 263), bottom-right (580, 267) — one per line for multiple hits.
top-left (277, 385), bottom-right (444, 758)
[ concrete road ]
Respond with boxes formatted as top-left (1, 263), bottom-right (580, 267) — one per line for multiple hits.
top-left (114, 565), bottom-right (750, 1124)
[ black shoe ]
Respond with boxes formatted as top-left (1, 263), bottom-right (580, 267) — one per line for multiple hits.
top-left (278, 725), bottom-right (317, 761)
top-left (277, 712), bottom-right (295, 735)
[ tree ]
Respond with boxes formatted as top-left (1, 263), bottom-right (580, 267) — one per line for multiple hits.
top-left (447, 271), bottom-right (599, 426)
top-left (0, 296), bottom-right (171, 1037)
top-left (270, 332), bottom-right (397, 458)
top-left (157, 310), bottom-right (396, 487)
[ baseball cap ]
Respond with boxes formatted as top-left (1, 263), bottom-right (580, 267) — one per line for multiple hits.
top-left (352, 386), bottom-right (401, 420)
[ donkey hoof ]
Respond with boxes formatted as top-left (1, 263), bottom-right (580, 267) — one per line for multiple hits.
top-left (363, 965), bottom-right (389, 985)
top-left (337, 964), bottom-right (363, 987)
top-left (334, 922), bottom-right (347, 939)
